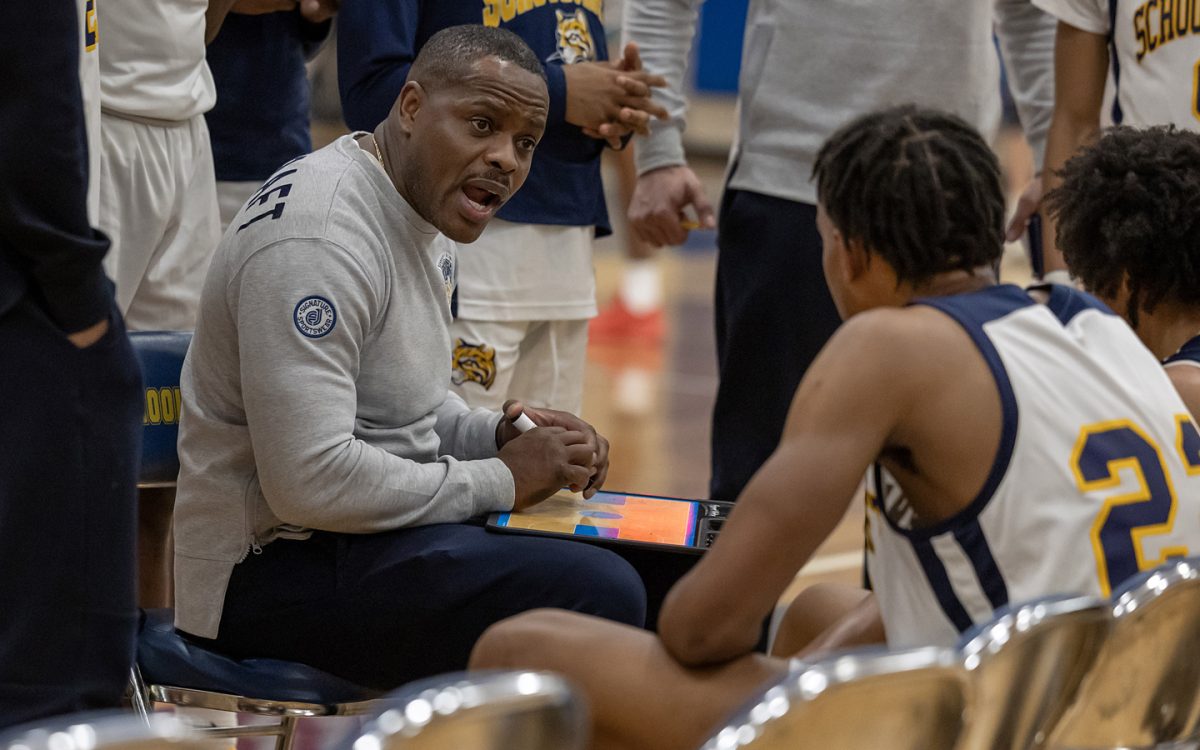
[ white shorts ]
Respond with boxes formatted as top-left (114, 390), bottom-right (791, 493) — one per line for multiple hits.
top-left (449, 219), bottom-right (595, 412)
top-left (450, 318), bottom-right (588, 415)
top-left (98, 112), bottom-right (220, 331)
top-left (455, 219), bottom-right (596, 322)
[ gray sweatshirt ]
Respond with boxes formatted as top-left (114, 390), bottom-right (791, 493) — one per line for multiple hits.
top-left (174, 135), bottom-right (515, 638)
top-left (627, 0), bottom-right (1056, 205)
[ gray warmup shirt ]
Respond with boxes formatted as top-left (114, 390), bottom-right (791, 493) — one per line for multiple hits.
top-left (627, 0), bottom-right (1056, 205)
top-left (174, 135), bottom-right (515, 638)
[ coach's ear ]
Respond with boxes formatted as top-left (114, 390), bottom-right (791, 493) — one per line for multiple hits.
top-left (395, 81), bottom-right (426, 135)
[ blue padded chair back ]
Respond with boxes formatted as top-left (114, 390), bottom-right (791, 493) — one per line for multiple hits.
top-left (699, 646), bottom-right (966, 750)
top-left (137, 609), bottom-right (376, 706)
top-left (1050, 557), bottom-right (1200, 748)
top-left (347, 671), bottom-right (586, 750)
top-left (128, 332), bottom-right (191, 487)
top-left (0, 710), bottom-right (205, 749)
top-left (954, 594), bottom-right (1109, 750)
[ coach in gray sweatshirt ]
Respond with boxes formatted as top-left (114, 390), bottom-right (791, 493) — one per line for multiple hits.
top-left (623, 0), bottom-right (1057, 504)
top-left (171, 26), bottom-right (646, 690)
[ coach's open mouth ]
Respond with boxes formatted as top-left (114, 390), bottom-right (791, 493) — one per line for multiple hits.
top-left (460, 179), bottom-right (509, 222)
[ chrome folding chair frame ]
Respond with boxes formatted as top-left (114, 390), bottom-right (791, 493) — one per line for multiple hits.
top-left (956, 594), bottom-right (1110, 750)
top-left (348, 670), bottom-right (586, 750)
top-left (1050, 558), bottom-right (1200, 749)
top-left (1, 710), bottom-right (205, 750)
top-left (700, 646), bottom-right (967, 750)
top-left (129, 665), bottom-right (380, 750)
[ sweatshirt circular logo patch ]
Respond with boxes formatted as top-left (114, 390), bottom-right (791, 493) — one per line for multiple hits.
top-left (293, 296), bottom-right (337, 338)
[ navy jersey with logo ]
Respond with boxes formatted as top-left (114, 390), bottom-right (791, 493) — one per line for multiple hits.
top-left (337, 0), bottom-right (611, 235)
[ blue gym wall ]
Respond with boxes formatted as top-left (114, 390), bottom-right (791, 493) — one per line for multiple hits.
top-left (694, 0), bottom-right (746, 93)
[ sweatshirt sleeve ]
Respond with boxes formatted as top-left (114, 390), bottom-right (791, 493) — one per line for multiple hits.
top-left (434, 390), bottom-right (505, 461)
top-left (994, 0), bottom-right (1058, 170)
top-left (337, 0), bottom-right (421, 131)
top-left (0, 0), bottom-right (113, 332)
top-left (231, 239), bottom-right (515, 534)
top-left (623, 0), bottom-right (704, 175)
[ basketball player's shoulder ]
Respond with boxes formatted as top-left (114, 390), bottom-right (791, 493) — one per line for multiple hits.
top-left (825, 305), bottom-right (971, 388)
top-left (838, 303), bottom-right (974, 359)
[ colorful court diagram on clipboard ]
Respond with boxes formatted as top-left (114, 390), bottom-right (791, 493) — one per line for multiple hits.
top-left (495, 491), bottom-right (700, 547)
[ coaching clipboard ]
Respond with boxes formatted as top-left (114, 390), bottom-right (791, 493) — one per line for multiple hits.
top-left (486, 489), bottom-right (732, 555)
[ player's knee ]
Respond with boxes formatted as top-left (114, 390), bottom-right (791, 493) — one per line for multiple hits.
top-left (470, 609), bottom-right (572, 671)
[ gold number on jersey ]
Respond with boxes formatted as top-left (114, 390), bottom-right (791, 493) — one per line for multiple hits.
top-left (1072, 419), bottom-right (1190, 596)
top-left (1194, 59), bottom-right (1200, 123)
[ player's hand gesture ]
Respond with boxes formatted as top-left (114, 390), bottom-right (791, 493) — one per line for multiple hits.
top-left (564, 43), bottom-right (668, 148)
top-left (629, 164), bottom-right (716, 247)
top-left (1004, 175), bottom-right (1043, 243)
top-left (497, 400), bottom-right (610, 503)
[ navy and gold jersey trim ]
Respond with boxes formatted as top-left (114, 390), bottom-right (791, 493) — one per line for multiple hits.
top-left (1165, 334), bottom-right (1200, 367)
top-left (875, 285), bottom-right (1025, 541)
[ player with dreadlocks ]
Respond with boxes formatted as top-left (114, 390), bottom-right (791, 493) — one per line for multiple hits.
top-left (468, 105), bottom-right (1200, 750)
top-left (1046, 126), bottom-right (1200, 419)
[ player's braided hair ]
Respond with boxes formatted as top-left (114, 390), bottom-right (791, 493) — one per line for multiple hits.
top-left (1044, 126), bottom-right (1200, 328)
top-left (410, 25), bottom-right (546, 90)
top-left (812, 105), bottom-right (1006, 285)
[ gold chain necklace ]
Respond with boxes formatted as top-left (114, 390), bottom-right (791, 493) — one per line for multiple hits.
top-left (371, 134), bottom-right (384, 166)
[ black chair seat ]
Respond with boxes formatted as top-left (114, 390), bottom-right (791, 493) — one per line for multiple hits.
top-left (137, 609), bottom-right (375, 705)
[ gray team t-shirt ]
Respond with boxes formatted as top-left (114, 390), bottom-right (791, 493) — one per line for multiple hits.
top-left (174, 134), bottom-right (514, 638)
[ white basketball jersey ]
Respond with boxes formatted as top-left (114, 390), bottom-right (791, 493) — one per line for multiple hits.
top-left (1034, 0), bottom-right (1200, 128)
top-left (77, 0), bottom-right (100, 224)
top-left (866, 285), bottom-right (1200, 648)
top-left (98, 0), bottom-right (215, 121)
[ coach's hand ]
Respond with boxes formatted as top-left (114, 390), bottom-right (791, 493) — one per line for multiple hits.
top-left (497, 400), bottom-right (610, 500)
top-left (629, 165), bottom-right (716, 247)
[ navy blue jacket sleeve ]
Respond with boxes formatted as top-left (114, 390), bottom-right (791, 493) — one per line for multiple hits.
top-left (0, 0), bottom-right (112, 332)
top-left (337, 0), bottom-right (422, 132)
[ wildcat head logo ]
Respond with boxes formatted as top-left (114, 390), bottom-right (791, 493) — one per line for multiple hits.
top-left (550, 9), bottom-right (595, 65)
top-left (452, 338), bottom-right (497, 390)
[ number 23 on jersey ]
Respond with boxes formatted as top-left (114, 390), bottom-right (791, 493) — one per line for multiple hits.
top-left (1072, 416), bottom-right (1200, 596)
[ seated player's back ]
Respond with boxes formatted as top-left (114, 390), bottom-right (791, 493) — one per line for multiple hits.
top-left (868, 284), bottom-right (1200, 647)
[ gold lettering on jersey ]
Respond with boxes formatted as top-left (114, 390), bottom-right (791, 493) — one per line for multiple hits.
top-left (84, 0), bottom-right (98, 51)
top-left (142, 386), bottom-right (183, 426)
top-left (1132, 0), bottom-right (1200, 61)
top-left (482, 0), bottom-right (602, 28)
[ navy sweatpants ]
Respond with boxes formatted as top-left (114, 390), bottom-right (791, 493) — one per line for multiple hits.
top-left (0, 296), bottom-right (142, 728)
top-left (710, 191), bottom-right (843, 502)
top-left (201, 524), bottom-right (648, 690)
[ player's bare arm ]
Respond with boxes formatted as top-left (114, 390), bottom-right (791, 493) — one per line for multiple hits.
top-left (658, 306), bottom-right (988, 666)
top-left (1040, 21), bottom-right (1108, 275)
